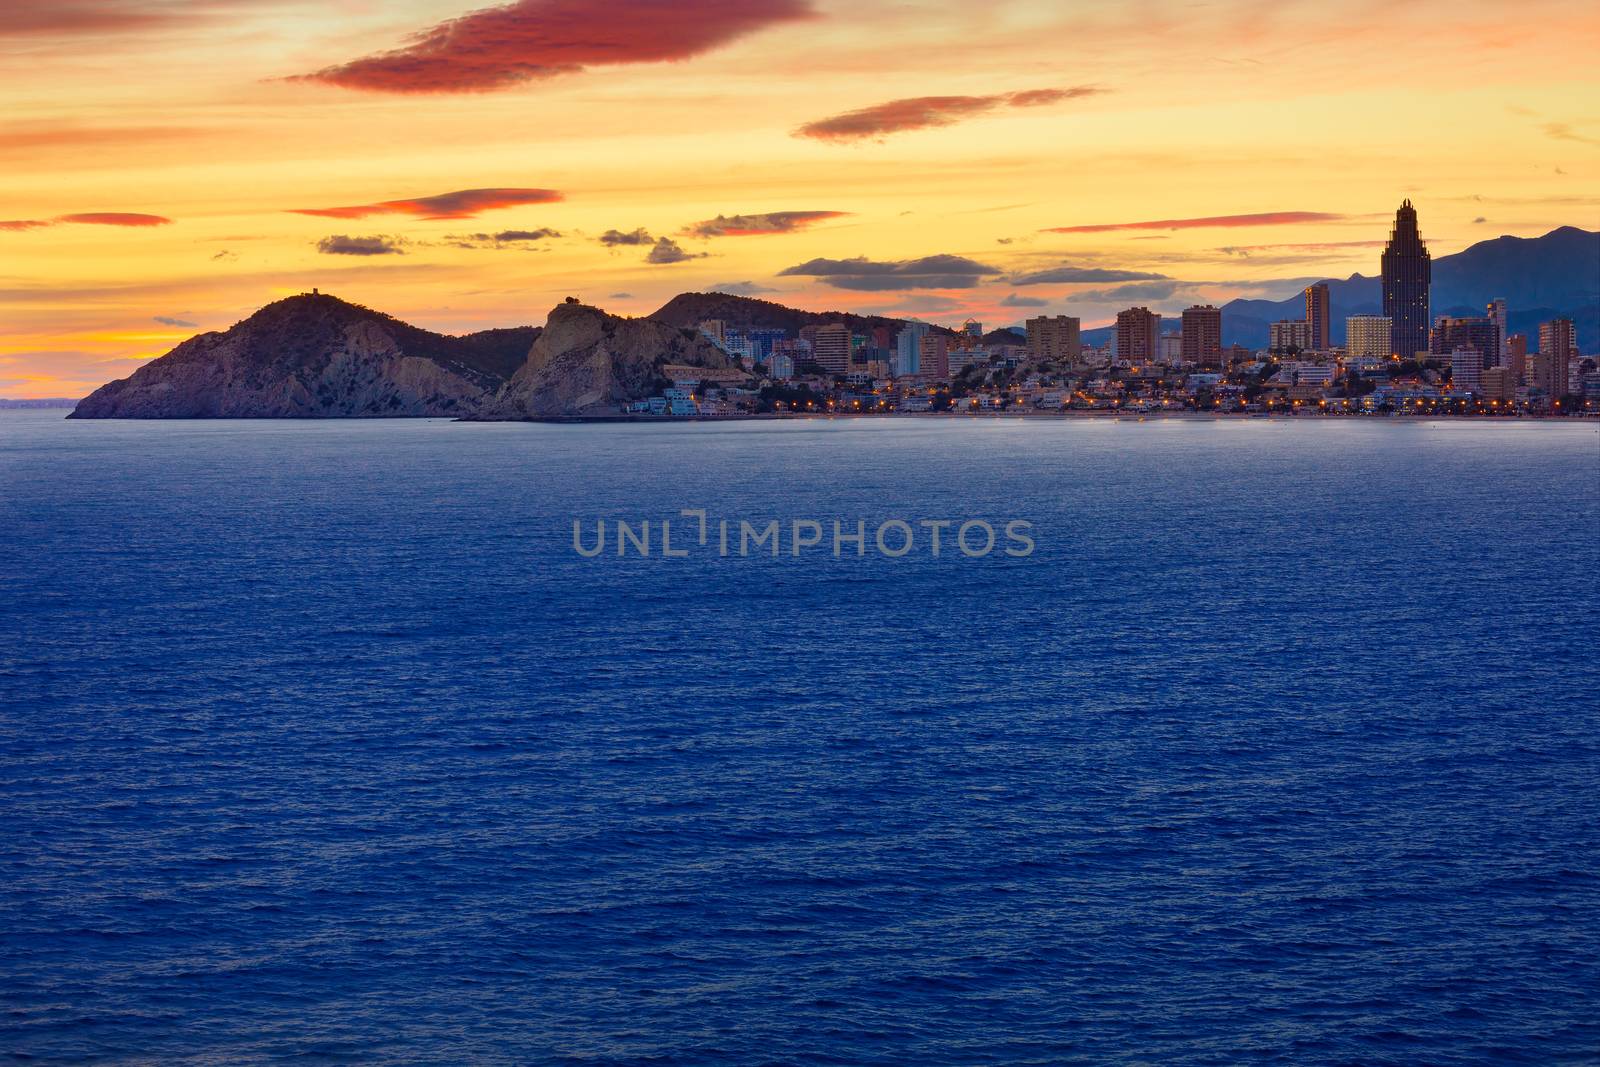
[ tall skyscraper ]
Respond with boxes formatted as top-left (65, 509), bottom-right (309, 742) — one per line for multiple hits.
top-left (1025, 315), bottom-right (1080, 362)
top-left (1180, 305), bottom-right (1222, 365)
top-left (1381, 199), bottom-right (1431, 358)
top-left (1537, 318), bottom-right (1577, 397)
top-left (1304, 283), bottom-right (1331, 351)
top-left (1346, 315), bottom-right (1392, 360)
top-left (812, 323), bottom-right (852, 375)
top-left (1487, 298), bottom-right (1509, 362)
top-left (1115, 307), bottom-right (1161, 363)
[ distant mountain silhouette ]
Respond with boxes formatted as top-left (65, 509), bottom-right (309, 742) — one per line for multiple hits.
top-left (650, 291), bottom-right (954, 340)
top-left (1081, 226), bottom-right (1598, 351)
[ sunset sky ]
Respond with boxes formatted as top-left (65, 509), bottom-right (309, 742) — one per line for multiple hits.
top-left (2, 0), bottom-right (1598, 397)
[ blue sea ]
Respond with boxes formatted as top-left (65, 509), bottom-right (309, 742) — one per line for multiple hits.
top-left (2, 411), bottom-right (1597, 1065)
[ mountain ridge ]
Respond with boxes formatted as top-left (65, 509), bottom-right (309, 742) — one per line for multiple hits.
top-left (650, 292), bottom-right (957, 340)
top-left (71, 293), bottom-right (540, 419)
top-left (1079, 225), bottom-right (1598, 349)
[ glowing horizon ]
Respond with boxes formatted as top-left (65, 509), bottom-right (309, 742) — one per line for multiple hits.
top-left (2, 0), bottom-right (1597, 397)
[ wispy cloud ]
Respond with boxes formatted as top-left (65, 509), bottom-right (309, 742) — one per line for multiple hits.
top-left (797, 86), bottom-right (1102, 143)
top-left (1214, 239), bottom-right (1383, 256)
top-left (315, 235), bottom-right (405, 256)
top-left (292, 188), bottom-right (562, 220)
top-left (1046, 211), bottom-right (1345, 234)
top-left (1009, 266), bottom-right (1169, 285)
top-left (685, 211), bottom-right (849, 237)
top-left (2, 212), bottom-right (172, 230)
top-left (0, 1), bottom-right (256, 37)
top-left (1072, 280), bottom-right (1187, 302)
top-left (447, 228), bottom-right (562, 248)
top-left (778, 254), bottom-right (999, 290)
top-left (1542, 122), bottom-right (1600, 148)
top-left (153, 315), bottom-right (197, 327)
top-left (297, 0), bottom-right (815, 93)
top-left (710, 281), bottom-right (779, 295)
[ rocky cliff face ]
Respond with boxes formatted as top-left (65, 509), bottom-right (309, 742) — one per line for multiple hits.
top-left (477, 300), bottom-right (738, 419)
top-left (71, 294), bottom-right (537, 419)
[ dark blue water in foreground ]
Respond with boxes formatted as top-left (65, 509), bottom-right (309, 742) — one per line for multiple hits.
top-left (2, 412), bottom-right (1598, 1065)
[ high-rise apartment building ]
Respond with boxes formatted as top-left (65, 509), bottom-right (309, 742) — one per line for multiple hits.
top-left (1537, 318), bottom-right (1577, 397)
top-left (1506, 333), bottom-right (1528, 384)
top-left (812, 323), bottom-right (852, 375)
top-left (1180, 305), bottom-right (1223, 366)
top-left (1381, 199), bottom-right (1431, 358)
top-left (894, 322), bottom-right (930, 377)
top-left (1431, 316), bottom-right (1500, 366)
top-left (1024, 315), bottom-right (1081, 363)
top-left (1269, 319), bottom-right (1313, 354)
top-left (1115, 307), bottom-right (1161, 363)
top-left (1487, 298), bottom-right (1509, 362)
top-left (1304, 283), bottom-right (1331, 351)
top-left (1449, 346), bottom-right (1483, 395)
top-left (919, 334), bottom-right (951, 379)
top-left (1345, 315), bottom-right (1392, 360)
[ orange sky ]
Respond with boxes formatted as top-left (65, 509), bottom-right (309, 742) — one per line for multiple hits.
top-left (2, 0), bottom-right (1598, 397)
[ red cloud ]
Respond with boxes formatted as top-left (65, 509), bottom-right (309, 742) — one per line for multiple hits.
top-left (797, 87), bottom-right (1101, 142)
top-left (2, 213), bottom-right (171, 230)
top-left (1046, 212), bottom-right (1346, 233)
top-left (685, 211), bottom-right (849, 237)
top-left (297, 0), bottom-right (815, 94)
top-left (291, 188), bottom-right (564, 220)
top-left (57, 212), bottom-right (171, 227)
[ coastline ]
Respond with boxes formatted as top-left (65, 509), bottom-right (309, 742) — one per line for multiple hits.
top-left (494, 409), bottom-right (1596, 425)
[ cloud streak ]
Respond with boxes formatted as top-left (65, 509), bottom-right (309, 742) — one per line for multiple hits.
top-left (297, 0), bottom-right (815, 94)
top-left (1542, 122), bottom-right (1600, 148)
top-left (709, 281), bottom-right (779, 295)
top-left (1009, 266), bottom-right (1170, 285)
top-left (292, 188), bottom-right (562, 220)
top-left (779, 254), bottom-right (1000, 290)
top-left (685, 211), bottom-right (849, 237)
top-left (796, 86), bottom-right (1101, 143)
top-left (447, 228), bottom-right (562, 248)
top-left (0, 1), bottom-right (246, 37)
top-left (1045, 211), bottom-right (1345, 233)
top-left (1, 212), bottom-right (172, 230)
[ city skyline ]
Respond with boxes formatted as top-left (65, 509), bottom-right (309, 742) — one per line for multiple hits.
top-left (2, 0), bottom-right (1599, 398)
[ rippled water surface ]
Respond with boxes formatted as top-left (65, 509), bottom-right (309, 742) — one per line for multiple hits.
top-left (2, 412), bottom-right (1598, 1065)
